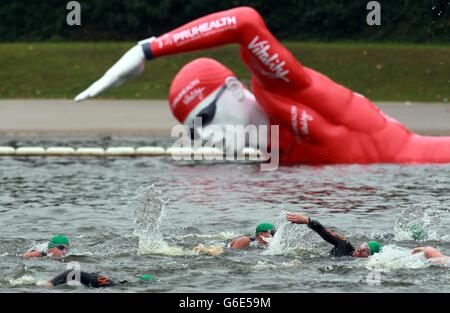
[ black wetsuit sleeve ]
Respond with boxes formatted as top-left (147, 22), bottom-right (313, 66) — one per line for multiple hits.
top-left (50, 270), bottom-right (116, 288)
top-left (308, 219), bottom-right (355, 257)
top-left (49, 270), bottom-right (71, 287)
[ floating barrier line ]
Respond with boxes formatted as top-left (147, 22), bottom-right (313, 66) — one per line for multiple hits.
top-left (0, 146), bottom-right (262, 158)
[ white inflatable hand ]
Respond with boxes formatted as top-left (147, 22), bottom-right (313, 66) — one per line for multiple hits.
top-left (74, 37), bottom-right (155, 102)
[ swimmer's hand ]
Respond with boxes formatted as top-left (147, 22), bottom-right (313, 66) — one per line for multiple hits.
top-left (74, 37), bottom-right (155, 102)
top-left (193, 245), bottom-right (224, 256)
top-left (286, 213), bottom-right (310, 224)
top-left (36, 280), bottom-right (53, 288)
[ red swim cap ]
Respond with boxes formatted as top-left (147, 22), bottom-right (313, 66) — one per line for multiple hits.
top-left (169, 58), bottom-right (235, 123)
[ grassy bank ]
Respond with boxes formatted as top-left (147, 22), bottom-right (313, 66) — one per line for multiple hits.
top-left (0, 42), bottom-right (448, 101)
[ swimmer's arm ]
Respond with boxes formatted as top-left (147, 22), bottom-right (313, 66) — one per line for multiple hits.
top-left (308, 219), bottom-right (349, 248)
top-left (48, 270), bottom-right (71, 287)
top-left (286, 213), bottom-right (345, 247)
top-left (412, 247), bottom-right (446, 260)
top-left (22, 250), bottom-right (44, 259)
top-left (193, 245), bottom-right (224, 256)
top-left (229, 236), bottom-right (252, 249)
top-left (48, 270), bottom-right (110, 288)
top-left (148, 7), bottom-right (311, 91)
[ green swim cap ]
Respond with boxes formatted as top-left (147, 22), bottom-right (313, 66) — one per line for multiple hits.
top-left (367, 241), bottom-right (382, 255)
top-left (48, 235), bottom-right (70, 249)
top-left (138, 274), bottom-right (155, 281)
top-left (409, 224), bottom-right (426, 241)
top-left (255, 223), bottom-right (276, 237)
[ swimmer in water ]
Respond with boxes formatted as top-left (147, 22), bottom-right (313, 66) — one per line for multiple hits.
top-left (229, 223), bottom-right (276, 249)
top-left (192, 223), bottom-right (276, 256)
top-left (285, 213), bottom-right (381, 257)
top-left (40, 270), bottom-right (156, 289)
top-left (286, 213), bottom-right (449, 262)
top-left (39, 270), bottom-right (132, 288)
top-left (22, 235), bottom-right (70, 259)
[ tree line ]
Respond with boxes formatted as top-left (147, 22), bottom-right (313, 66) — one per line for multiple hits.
top-left (0, 0), bottom-right (447, 42)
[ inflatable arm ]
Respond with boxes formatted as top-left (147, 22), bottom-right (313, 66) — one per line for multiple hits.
top-left (148, 7), bottom-right (311, 91)
top-left (74, 7), bottom-right (311, 101)
top-left (74, 37), bottom-right (154, 102)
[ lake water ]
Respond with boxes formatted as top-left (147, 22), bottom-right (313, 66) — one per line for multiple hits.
top-left (0, 137), bottom-right (449, 293)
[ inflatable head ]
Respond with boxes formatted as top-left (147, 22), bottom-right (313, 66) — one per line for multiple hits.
top-left (169, 58), bottom-right (268, 154)
top-left (169, 58), bottom-right (235, 124)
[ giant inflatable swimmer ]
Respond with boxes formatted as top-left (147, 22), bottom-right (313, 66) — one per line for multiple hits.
top-left (75, 7), bottom-right (450, 164)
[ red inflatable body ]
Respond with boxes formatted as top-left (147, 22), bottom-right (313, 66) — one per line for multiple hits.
top-left (145, 7), bottom-right (450, 164)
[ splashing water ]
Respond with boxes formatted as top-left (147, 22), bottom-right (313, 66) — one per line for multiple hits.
top-left (131, 185), bottom-right (188, 256)
top-left (253, 259), bottom-right (303, 270)
top-left (8, 275), bottom-right (36, 287)
top-left (393, 206), bottom-right (442, 241)
top-left (26, 242), bottom-right (48, 254)
top-left (264, 212), bottom-right (322, 256)
top-left (365, 245), bottom-right (430, 272)
top-left (176, 231), bottom-right (238, 241)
